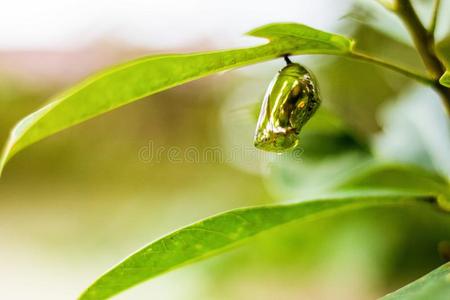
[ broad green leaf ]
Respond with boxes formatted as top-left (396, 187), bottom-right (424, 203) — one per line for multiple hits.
top-left (381, 262), bottom-right (450, 300)
top-left (440, 71), bottom-right (450, 87)
top-left (0, 23), bottom-right (354, 175)
top-left (79, 193), bottom-right (436, 300)
top-left (269, 155), bottom-right (450, 202)
top-left (337, 163), bottom-right (450, 197)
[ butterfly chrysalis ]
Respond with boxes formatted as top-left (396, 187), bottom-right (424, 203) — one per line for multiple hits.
top-left (253, 57), bottom-right (321, 152)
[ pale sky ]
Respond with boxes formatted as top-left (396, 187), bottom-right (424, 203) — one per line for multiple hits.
top-left (0, 0), bottom-right (352, 50)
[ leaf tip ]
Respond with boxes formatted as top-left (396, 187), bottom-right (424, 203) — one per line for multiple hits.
top-left (0, 141), bottom-right (11, 177)
top-left (439, 71), bottom-right (450, 88)
top-left (0, 123), bottom-right (23, 177)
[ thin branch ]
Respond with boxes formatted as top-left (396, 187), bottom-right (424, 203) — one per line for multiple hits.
top-left (394, 0), bottom-right (445, 79)
top-left (378, 0), bottom-right (450, 113)
top-left (350, 51), bottom-right (434, 85)
top-left (429, 0), bottom-right (441, 35)
top-left (350, 51), bottom-right (450, 114)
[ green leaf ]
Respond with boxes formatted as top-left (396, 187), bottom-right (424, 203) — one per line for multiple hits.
top-left (336, 163), bottom-right (450, 197)
top-left (79, 193), bottom-right (436, 300)
top-left (269, 155), bottom-right (450, 202)
top-left (440, 71), bottom-right (450, 87)
top-left (0, 23), bottom-right (354, 175)
top-left (381, 262), bottom-right (450, 300)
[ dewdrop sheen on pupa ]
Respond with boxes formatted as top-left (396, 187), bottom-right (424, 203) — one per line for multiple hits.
top-left (253, 58), bottom-right (321, 152)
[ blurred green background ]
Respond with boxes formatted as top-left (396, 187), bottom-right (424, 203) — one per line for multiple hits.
top-left (1, 0), bottom-right (450, 299)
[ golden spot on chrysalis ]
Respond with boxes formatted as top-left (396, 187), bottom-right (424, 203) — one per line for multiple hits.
top-left (291, 85), bottom-right (300, 97)
top-left (298, 101), bottom-right (306, 109)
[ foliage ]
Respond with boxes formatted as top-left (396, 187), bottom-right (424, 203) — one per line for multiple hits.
top-left (0, 23), bottom-right (353, 173)
top-left (0, 0), bottom-right (449, 299)
top-left (79, 159), bottom-right (449, 299)
top-left (80, 194), bottom-right (440, 300)
top-left (381, 262), bottom-right (450, 300)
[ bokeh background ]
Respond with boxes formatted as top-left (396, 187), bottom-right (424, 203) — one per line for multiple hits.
top-left (1, 0), bottom-right (450, 299)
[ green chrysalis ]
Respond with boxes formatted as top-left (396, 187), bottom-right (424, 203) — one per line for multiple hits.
top-left (253, 57), bottom-right (321, 152)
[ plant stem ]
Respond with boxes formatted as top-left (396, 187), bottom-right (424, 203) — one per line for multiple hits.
top-left (350, 51), bottom-right (434, 85)
top-left (387, 0), bottom-right (450, 112)
top-left (394, 0), bottom-right (444, 79)
top-left (429, 0), bottom-right (441, 35)
top-left (349, 52), bottom-right (450, 113)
